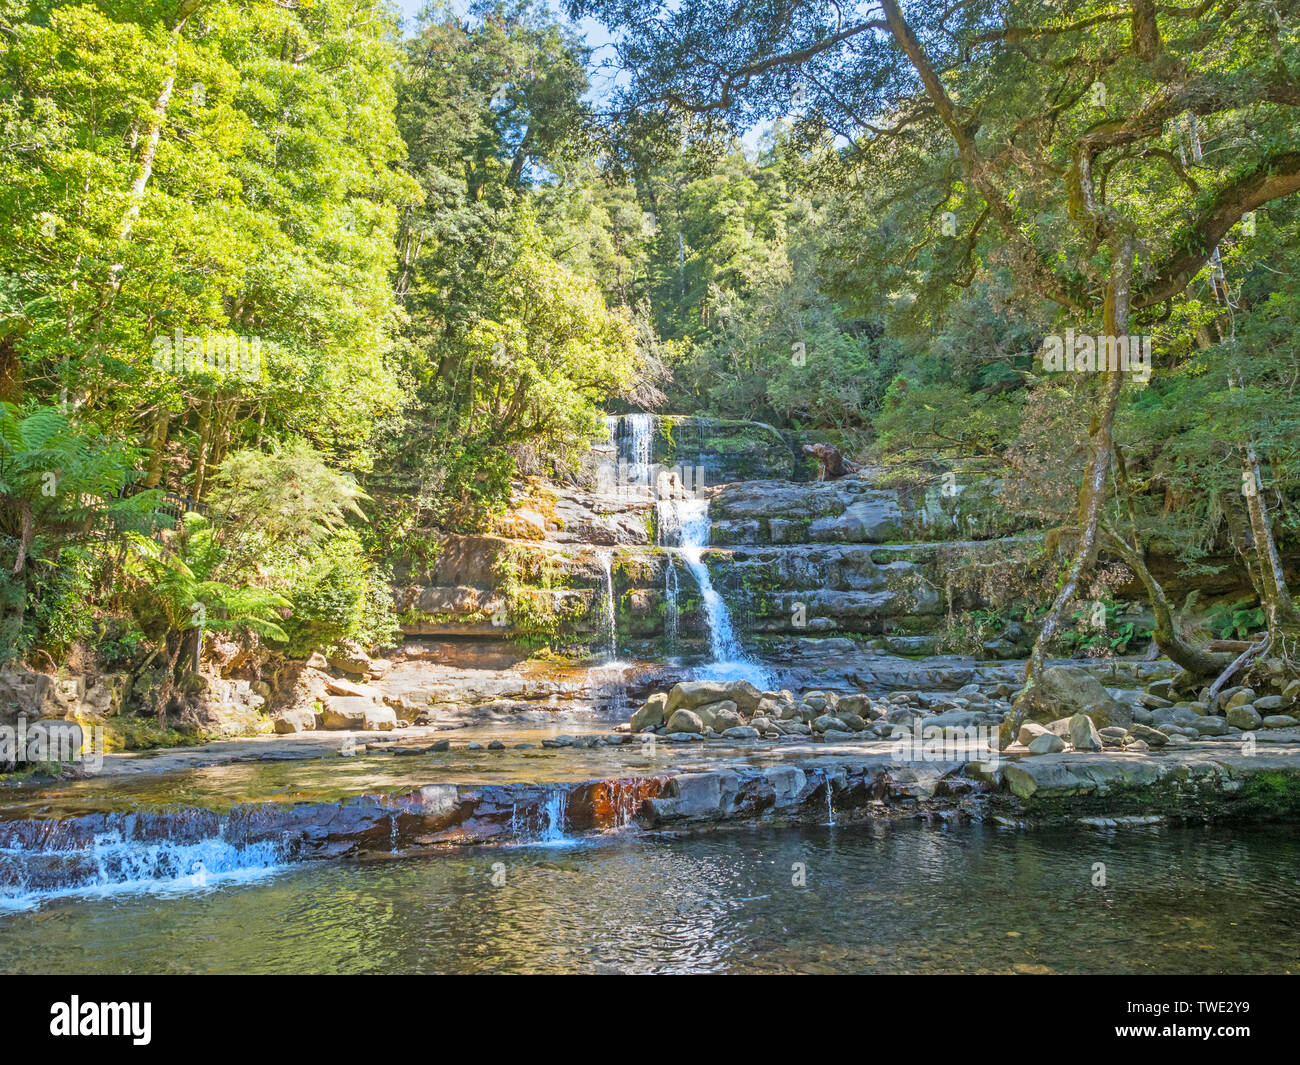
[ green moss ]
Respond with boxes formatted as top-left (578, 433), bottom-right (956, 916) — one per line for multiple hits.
top-left (1236, 769), bottom-right (1300, 817)
top-left (102, 716), bottom-right (208, 752)
top-left (1005, 765), bottom-right (1300, 824)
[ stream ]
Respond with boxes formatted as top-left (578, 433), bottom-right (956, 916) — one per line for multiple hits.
top-left (2, 820), bottom-right (1298, 974)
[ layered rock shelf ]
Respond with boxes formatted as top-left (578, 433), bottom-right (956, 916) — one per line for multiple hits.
top-left (6, 737), bottom-right (1300, 904)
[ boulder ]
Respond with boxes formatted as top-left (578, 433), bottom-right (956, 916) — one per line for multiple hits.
top-left (1225, 689), bottom-right (1257, 711)
top-left (1027, 732), bottom-right (1065, 755)
top-left (1011, 665), bottom-right (1133, 741)
top-left (1099, 726), bottom-right (1129, 747)
top-left (1225, 704), bottom-right (1262, 730)
top-left (631, 693), bottom-right (668, 732)
top-left (712, 707), bottom-right (744, 732)
top-left (321, 697), bottom-right (396, 731)
top-left (665, 681), bottom-right (734, 715)
top-left (835, 694), bottom-right (871, 717)
top-left (724, 681), bottom-right (762, 715)
top-left (665, 709), bottom-right (704, 735)
top-left (1129, 723), bottom-right (1168, 748)
top-left (811, 714), bottom-right (841, 734)
top-left (327, 640), bottom-right (372, 677)
top-left (1261, 715), bottom-right (1300, 729)
top-left (721, 725), bottom-right (760, 740)
top-left (693, 700), bottom-right (738, 731)
top-left (273, 708), bottom-right (317, 734)
top-left (1017, 721), bottom-right (1050, 746)
top-left (927, 710), bottom-right (981, 729)
top-left (1190, 716), bottom-right (1229, 736)
top-left (1069, 713), bottom-right (1102, 751)
top-left (325, 676), bottom-right (381, 699)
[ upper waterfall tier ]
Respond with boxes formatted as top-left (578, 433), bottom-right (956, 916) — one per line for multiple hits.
top-left (601, 414), bottom-right (808, 485)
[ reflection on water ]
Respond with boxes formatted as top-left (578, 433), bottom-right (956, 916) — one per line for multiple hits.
top-left (2, 820), bottom-right (1299, 974)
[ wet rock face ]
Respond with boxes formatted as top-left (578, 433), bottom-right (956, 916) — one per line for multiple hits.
top-left (656, 417), bottom-right (797, 483)
top-left (386, 427), bottom-right (1039, 650)
top-left (710, 474), bottom-right (1022, 546)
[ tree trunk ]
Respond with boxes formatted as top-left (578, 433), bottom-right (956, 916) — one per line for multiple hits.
top-left (12, 498), bottom-right (32, 577)
top-left (1103, 528), bottom-right (1227, 676)
top-left (144, 407), bottom-right (169, 488)
top-left (1023, 239), bottom-right (1136, 688)
top-left (1240, 447), bottom-right (1300, 635)
top-left (155, 633), bottom-right (184, 719)
top-left (93, 1), bottom-right (207, 332)
top-left (191, 394), bottom-right (214, 499)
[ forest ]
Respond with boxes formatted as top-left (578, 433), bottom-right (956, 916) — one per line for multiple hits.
top-left (1, 0), bottom-right (1297, 738)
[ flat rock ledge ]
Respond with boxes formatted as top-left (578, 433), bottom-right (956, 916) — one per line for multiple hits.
top-left (5, 746), bottom-right (1298, 891)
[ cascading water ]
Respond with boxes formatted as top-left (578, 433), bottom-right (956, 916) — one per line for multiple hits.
top-left (603, 411), bottom-right (769, 685)
top-left (598, 550), bottom-right (618, 660)
top-left (593, 415), bottom-right (658, 711)
top-left (663, 557), bottom-right (680, 654)
top-left (605, 412), bottom-right (656, 496)
top-left (510, 788), bottom-right (571, 845)
top-left (0, 812), bottom-right (289, 909)
top-left (656, 495), bottom-right (770, 688)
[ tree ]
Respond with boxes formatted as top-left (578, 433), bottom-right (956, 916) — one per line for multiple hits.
top-left (0, 401), bottom-right (158, 655)
top-left (569, 0), bottom-right (1300, 708)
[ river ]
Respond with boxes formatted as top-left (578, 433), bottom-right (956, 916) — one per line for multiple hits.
top-left (3, 820), bottom-right (1297, 974)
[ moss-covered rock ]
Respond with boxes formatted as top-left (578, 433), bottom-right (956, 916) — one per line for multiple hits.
top-left (657, 417), bottom-right (796, 482)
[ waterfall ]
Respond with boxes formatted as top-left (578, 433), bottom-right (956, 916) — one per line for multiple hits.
top-left (663, 556), bottom-right (679, 654)
top-left (602, 411), bottom-right (767, 685)
top-left (0, 813), bottom-right (289, 908)
top-left (605, 413), bottom-right (656, 495)
top-left (657, 495), bottom-right (769, 687)
top-left (539, 788), bottom-right (568, 842)
top-left (510, 788), bottom-right (570, 845)
top-left (598, 549), bottom-right (618, 661)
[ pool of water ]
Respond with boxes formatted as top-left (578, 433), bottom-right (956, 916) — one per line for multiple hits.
top-left (2, 819), bottom-right (1297, 974)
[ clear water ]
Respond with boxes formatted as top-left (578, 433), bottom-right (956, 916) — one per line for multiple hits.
top-left (2, 820), bottom-right (1297, 974)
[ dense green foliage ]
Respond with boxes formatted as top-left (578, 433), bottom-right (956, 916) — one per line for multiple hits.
top-left (0, 0), bottom-right (1297, 705)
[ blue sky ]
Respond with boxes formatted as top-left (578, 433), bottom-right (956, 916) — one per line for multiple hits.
top-left (390, 0), bottom-right (774, 150)
top-left (391, 0), bottom-right (630, 104)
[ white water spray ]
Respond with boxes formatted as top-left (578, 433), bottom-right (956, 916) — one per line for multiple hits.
top-left (657, 495), bottom-right (769, 687)
top-left (598, 549), bottom-right (617, 661)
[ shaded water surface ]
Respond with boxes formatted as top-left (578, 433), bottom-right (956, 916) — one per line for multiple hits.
top-left (2, 820), bottom-right (1297, 974)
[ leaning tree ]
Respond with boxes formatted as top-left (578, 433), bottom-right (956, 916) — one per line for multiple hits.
top-left (570, 0), bottom-right (1300, 710)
